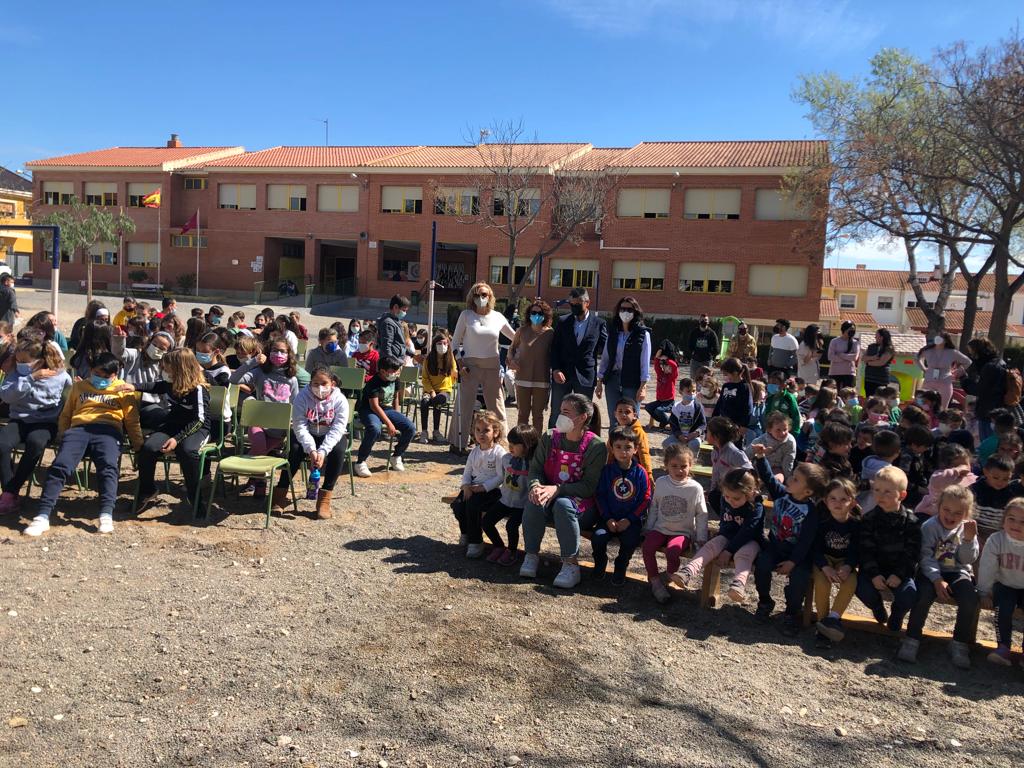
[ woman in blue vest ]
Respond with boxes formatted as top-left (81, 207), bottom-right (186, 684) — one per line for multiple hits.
top-left (595, 296), bottom-right (651, 425)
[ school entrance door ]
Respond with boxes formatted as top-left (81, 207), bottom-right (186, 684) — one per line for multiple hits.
top-left (319, 240), bottom-right (357, 296)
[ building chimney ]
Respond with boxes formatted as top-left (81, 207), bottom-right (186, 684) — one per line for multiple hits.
top-left (166, 133), bottom-right (182, 148)
top-left (855, 264), bottom-right (866, 270)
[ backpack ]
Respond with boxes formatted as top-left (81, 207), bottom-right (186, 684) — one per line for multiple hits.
top-left (1005, 366), bottom-right (1023, 406)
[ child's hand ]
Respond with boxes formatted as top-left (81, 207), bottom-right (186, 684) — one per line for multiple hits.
top-left (962, 519), bottom-right (977, 541)
top-left (714, 550), bottom-right (732, 567)
top-left (872, 575), bottom-right (887, 591)
top-left (256, 354), bottom-right (267, 365)
top-left (615, 518), bottom-right (630, 532)
top-left (385, 421), bottom-right (397, 437)
top-left (113, 383), bottom-right (135, 393)
top-left (462, 484), bottom-right (475, 500)
top-left (837, 564), bottom-right (852, 582)
top-left (933, 579), bottom-right (950, 602)
top-left (32, 369), bottom-right (59, 380)
top-left (822, 565), bottom-right (840, 584)
top-left (752, 444), bottom-right (767, 459)
top-left (980, 594), bottom-right (993, 611)
top-left (885, 574), bottom-right (902, 589)
top-left (160, 437), bottom-right (177, 453)
top-left (775, 560), bottom-right (795, 575)
top-left (113, 326), bottom-right (127, 337)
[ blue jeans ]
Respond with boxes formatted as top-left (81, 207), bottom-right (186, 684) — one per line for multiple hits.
top-left (856, 572), bottom-right (919, 631)
top-left (992, 581), bottom-right (1024, 647)
top-left (591, 518), bottom-right (643, 576)
top-left (601, 370), bottom-right (638, 426)
top-left (357, 408), bottom-right (415, 463)
top-left (522, 497), bottom-right (598, 559)
top-left (754, 542), bottom-right (812, 615)
top-left (644, 399), bottom-right (673, 428)
top-left (37, 424), bottom-right (123, 519)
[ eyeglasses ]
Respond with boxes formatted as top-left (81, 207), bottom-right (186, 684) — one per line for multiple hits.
top-left (474, 293), bottom-right (490, 299)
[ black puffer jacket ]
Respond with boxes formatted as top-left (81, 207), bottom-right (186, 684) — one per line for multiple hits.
top-left (963, 353), bottom-right (1005, 419)
top-left (858, 505), bottom-right (921, 581)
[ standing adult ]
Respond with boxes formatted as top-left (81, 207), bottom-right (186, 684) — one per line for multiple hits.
top-left (0, 274), bottom-right (18, 327)
top-left (726, 321), bottom-right (757, 362)
top-left (519, 394), bottom-right (606, 590)
top-left (797, 324), bottom-right (824, 385)
top-left (687, 314), bottom-right (718, 379)
top-left (917, 333), bottom-right (972, 410)
top-left (508, 299), bottom-right (555, 433)
top-left (596, 296), bottom-right (651, 424)
top-left (548, 288), bottom-right (608, 429)
top-left (863, 328), bottom-right (895, 398)
top-left (449, 282), bottom-right (515, 452)
top-left (827, 321), bottom-right (861, 389)
top-left (70, 300), bottom-right (107, 349)
top-left (377, 294), bottom-right (411, 362)
top-left (962, 337), bottom-right (1008, 441)
top-left (766, 319), bottom-right (799, 378)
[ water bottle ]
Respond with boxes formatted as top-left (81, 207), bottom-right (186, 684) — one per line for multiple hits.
top-left (306, 468), bottom-right (321, 500)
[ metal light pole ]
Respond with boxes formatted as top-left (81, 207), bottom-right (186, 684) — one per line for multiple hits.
top-left (427, 221), bottom-right (438, 332)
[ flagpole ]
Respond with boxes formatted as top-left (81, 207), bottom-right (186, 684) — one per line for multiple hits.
top-left (118, 206), bottom-right (124, 295)
top-left (156, 200), bottom-right (161, 289)
top-left (195, 209), bottom-right (200, 297)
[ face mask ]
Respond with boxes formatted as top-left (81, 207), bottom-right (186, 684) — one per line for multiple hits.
top-left (475, 296), bottom-right (489, 308)
top-left (847, 329), bottom-right (856, 338)
top-left (161, 371), bottom-right (173, 383)
top-left (680, 394), bottom-right (694, 404)
top-left (767, 383), bottom-right (780, 395)
top-left (146, 344), bottom-right (165, 361)
top-left (397, 310), bottom-right (408, 320)
top-left (738, 329), bottom-right (747, 336)
top-left (16, 362), bottom-right (32, 376)
top-left (195, 352), bottom-right (213, 365)
top-left (938, 423), bottom-right (952, 435)
top-left (619, 311), bottom-right (634, 324)
top-left (383, 371), bottom-right (400, 382)
top-left (700, 319), bottom-right (709, 327)
top-left (351, 326), bottom-right (361, 335)
top-left (209, 315), bottom-right (221, 326)
top-left (868, 412), bottom-right (886, 424)
top-left (357, 343), bottom-right (370, 353)
top-left (886, 398), bottom-right (899, 408)
top-left (269, 352), bottom-right (288, 366)
top-left (325, 341), bottom-right (338, 353)
top-left (933, 335), bottom-right (944, 346)
top-left (554, 413), bottom-right (576, 433)
top-left (846, 398), bottom-right (859, 407)
top-left (915, 398), bottom-right (926, 408)
top-left (570, 303), bottom-right (585, 318)
top-left (90, 375), bottom-right (112, 390)
top-left (436, 343), bottom-right (449, 355)
top-left (314, 385), bottom-right (331, 399)
top-left (124, 307), bottom-right (135, 315)
top-left (530, 313), bottom-right (544, 326)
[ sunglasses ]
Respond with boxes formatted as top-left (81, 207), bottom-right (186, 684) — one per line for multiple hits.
top-left (474, 293), bottom-right (490, 299)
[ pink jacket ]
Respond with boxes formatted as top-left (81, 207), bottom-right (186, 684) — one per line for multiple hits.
top-left (827, 336), bottom-right (861, 377)
top-left (914, 467), bottom-right (977, 517)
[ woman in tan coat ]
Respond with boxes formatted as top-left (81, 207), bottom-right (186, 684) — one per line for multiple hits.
top-left (509, 299), bottom-right (555, 432)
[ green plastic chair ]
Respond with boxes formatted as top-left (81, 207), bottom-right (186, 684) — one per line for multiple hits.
top-left (333, 366), bottom-right (366, 398)
top-left (191, 385), bottom-right (229, 520)
top-left (205, 399), bottom-right (297, 527)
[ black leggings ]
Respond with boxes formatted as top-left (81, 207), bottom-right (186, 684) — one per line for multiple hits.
top-left (0, 420), bottom-right (57, 495)
top-left (451, 488), bottom-right (501, 545)
top-left (481, 501), bottom-right (524, 550)
top-left (420, 393), bottom-right (449, 431)
top-left (137, 429), bottom-right (210, 503)
top-left (275, 430), bottom-right (347, 492)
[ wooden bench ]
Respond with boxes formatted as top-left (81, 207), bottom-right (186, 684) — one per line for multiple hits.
top-left (130, 282), bottom-right (163, 297)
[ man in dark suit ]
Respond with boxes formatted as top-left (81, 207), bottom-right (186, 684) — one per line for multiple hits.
top-left (549, 288), bottom-right (607, 428)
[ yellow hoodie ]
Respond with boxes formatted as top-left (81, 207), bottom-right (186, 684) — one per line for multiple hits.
top-left (59, 378), bottom-right (143, 450)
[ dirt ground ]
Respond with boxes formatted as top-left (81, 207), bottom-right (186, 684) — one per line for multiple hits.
top-left (1, 290), bottom-right (1023, 767)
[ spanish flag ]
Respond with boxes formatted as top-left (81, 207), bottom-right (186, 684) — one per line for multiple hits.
top-left (141, 189), bottom-right (161, 208)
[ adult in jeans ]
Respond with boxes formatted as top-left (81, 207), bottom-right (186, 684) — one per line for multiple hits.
top-left (766, 319), bottom-right (798, 378)
top-left (449, 282), bottom-right (515, 452)
top-left (596, 295), bottom-right (651, 425)
top-left (826, 321), bottom-right (861, 389)
top-left (520, 394), bottom-right (606, 589)
top-left (687, 314), bottom-right (718, 378)
top-left (962, 336), bottom-right (1008, 441)
top-left (917, 332), bottom-right (972, 409)
top-left (508, 299), bottom-right (554, 433)
top-left (863, 328), bottom-right (895, 398)
top-left (548, 288), bottom-right (607, 430)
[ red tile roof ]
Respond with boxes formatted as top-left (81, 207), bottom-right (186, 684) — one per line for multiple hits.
top-left (200, 146), bottom-right (414, 168)
top-left (609, 141), bottom-right (827, 169)
top-left (823, 267), bottom-right (1016, 294)
top-left (26, 146), bottom-right (244, 169)
top-left (362, 143), bottom-right (590, 168)
top-left (819, 297), bottom-right (840, 319)
top-left (571, 148), bottom-right (630, 171)
top-left (906, 308), bottom-right (1024, 338)
top-left (840, 311), bottom-right (879, 326)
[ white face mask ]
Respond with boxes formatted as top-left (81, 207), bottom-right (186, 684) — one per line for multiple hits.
top-left (147, 344), bottom-right (165, 360)
top-left (554, 413), bottom-right (576, 433)
top-left (357, 343), bottom-right (370, 353)
top-left (161, 370), bottom-right (173, 383)
top-left (938, 423), bottom-right (952, 435)
top-left (933, 335), bottom-right (944, 346)
top-left (436, 343), bottom-right (449, 355)
top-left (314, 385), bottom-right (331, 399)
top-left (475, 296), bottom-right (489, 308)
top-left (619, 311), bottom-right (634, 324)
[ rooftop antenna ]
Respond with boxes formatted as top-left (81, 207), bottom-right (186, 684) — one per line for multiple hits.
top-left (478, 128), bottom-right (490, 144)
top-left (318, 118), bottom-right (329, 146)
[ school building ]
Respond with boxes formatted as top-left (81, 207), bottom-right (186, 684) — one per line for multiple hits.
top-left (25, 135), bottom-right (826, 326)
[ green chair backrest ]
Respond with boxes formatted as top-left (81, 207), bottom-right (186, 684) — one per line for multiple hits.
top-left (208, 386), bottom-right (228, 446)
top-left (399, 366), bottom-right (419, 384)
top-left (228, 384), bottom-right (241, 411)
top-left (296, 340), bottom-right (308, 358)
top-left (334, 366), bottom-right (365, 393)
top-left (238, 399), bottom-right (293, 431)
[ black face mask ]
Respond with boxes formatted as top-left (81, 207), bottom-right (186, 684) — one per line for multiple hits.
top-left (700, 320), bottom-right (709, 328)
top-left (570, 303), bottom-right (585, 318)
top-left (738, 328), bottom-right (747, 335)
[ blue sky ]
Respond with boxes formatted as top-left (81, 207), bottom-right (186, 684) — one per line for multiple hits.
top-left (3, 0), bottom-right (1020, 268)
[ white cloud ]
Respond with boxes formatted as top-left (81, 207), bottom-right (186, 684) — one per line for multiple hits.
top-left (540, 0), bottom-right (881, 51)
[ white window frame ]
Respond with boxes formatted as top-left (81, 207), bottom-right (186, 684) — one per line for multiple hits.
top-left (218, 184), bottom-right (257, 211)
top-left (876, 295), bottom-right (894, 310)
top-left (839, 294), bottom-right (857, 310)
top-left (611, 260), bottom-right (665, 291)
top-left (616, 188), bottom-right (670, 219)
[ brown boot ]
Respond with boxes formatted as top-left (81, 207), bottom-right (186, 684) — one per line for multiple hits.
top-left (271, 485), bottom-right (290, 512)
top-left (316, 489), bottom-right (333, 519)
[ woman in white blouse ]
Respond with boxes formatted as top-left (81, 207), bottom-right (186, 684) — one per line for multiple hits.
top-left (449, 282), bottom-right (516, 453)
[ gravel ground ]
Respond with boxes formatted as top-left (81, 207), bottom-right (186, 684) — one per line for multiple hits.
top-left (1, 288), bottom-right (1022, 767)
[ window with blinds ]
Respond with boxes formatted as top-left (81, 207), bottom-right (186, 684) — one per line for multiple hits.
top-left (434, 187), bottom-right (480, 216)
top-left (489, 256), bottom-right (536, 286)
top-left (127, 182), bottom-right (158, 208)
top-left (754, 189), bottom-right (811, 220)
top-left (549, 259), bottom-right (598, 289)
top-left (612, 260), bottom-right (665, 291)
top-left (267, 184), bottom-right (307, 211)
top-left (170, 234), bottom-right (208, 248)
top-left (43, 181), bottom-right (74, 205)
top-left (127, 242), bottom-right (160, 267)
top-left (678, 263), bottom-right (735, 294)
top-left (88, 241), bottom-right (118, 265)
top-left (84, 182), bottom-right (118, 207)
top-left (183, 177), bottom-right (207, 190)
top-left (218, 184), bottom-right (257, 210)
top-left (492, 188), bottom-right (540, 217)
top-left (317, 185), bottom-right (359, 213)
top-left (748, 265), bottom-right (808, 296)
top-left (381, 186), bottom-right (423, 214)
top-left (617, 188), bottom-right (670, 219)
top-left (683, 188), bottom-right (741, 220)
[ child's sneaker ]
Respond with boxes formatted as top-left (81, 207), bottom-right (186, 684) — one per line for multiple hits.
top-left (458, 534), bottom-right (468, 546)
top-left (23, 516), bottom-right (49, 537)
top-left (486, 546), bottom-right (505, 563)
top-left (816, 616), bottom-right (846, 642)
top-left (987, 646), bottom-right (1013, 666)
top-left (669, 569), bottom-right (693, 589)
top-left (591, 554), bottom-right (608, 581)
top-left (432, 430), bottom-right (445, 444)
top-left (611, 568), bottom-right (627, 587)
top-left (726, 582), bottom-right (746, 603)
top-left (949, 640), bottom-right (971, 669)
top-left (354, 461), bottom-right (371, 478)
top-left (466, 543), bottom-right (485, 559)
top-left (519, 553), bottom-right (539, 578)
top-left (98, 514), bottom-right (114, 535)
top-left (754, 599), bottom-right (775, 623)
top-left (780, 613), bottom-right (801, 637)
top-left (897, 637), bottom-right (920, 663)
top-left (651, 578), bottom-right (670, 604)
top-left (0, 491), bottom-right (19, 514)
top-left (814, 631), bottom-right (834, 650)
top-left (497, 548), bottom-right (518, 567)
top-left (552, 562), bottom-right (581, 589)
top-left (389, 456), bottom-right (406, 472)
top-left (238, 480), bottom-right (258, 496)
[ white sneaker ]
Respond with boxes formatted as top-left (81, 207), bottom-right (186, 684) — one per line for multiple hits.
top-left (466, 543), bottom-right (485, 558)
top-left (389, 456), bottom-right (406, 472)
top-left (520, 553), bottom-right (540, 578)
top-left (98, 514), bottom-right (114, 534)
top-left (553, 562), bottom-right (581, 589)
top-left (354, 461), bottom-right (371, 478)
top-left (23, 516), bottom-right (50, 537)
top-left (432, 430), bottom-right (445, 444)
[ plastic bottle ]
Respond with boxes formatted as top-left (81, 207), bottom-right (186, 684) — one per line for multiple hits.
top-left (306, 468), bottom-right (321, 500)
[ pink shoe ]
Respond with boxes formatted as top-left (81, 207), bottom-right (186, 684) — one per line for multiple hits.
top-left (497, 549), bottom-right (518, 567)
top-left (0, 491), bottom-right (19, 514)
top-left (486, 546), bottom-right (506, 563)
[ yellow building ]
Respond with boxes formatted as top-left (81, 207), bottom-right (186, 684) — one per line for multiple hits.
top-left (0, 167), bottom-right (34, 276)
